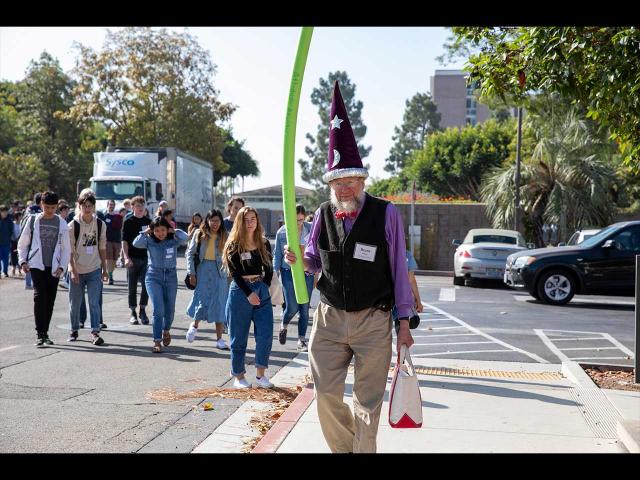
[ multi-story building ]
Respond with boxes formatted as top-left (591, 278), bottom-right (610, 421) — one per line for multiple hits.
top-left (430, 69), bottom-right (491, 129)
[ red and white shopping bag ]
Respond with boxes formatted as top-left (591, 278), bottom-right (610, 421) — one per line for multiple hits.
top-left (388, 344), bottom-right (423, 428)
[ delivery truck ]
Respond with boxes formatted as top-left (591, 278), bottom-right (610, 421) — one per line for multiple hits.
top-left (87, 147), bottom-right (213, 228)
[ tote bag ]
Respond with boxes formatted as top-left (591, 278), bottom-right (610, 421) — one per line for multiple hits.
top-left (388, 344), bottom-right (423, 428)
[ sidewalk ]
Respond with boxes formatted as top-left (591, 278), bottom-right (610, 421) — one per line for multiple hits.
top-left (249, 356), bottom-right (634, 453)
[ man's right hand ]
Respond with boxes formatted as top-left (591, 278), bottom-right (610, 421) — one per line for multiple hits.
top-left (189, 274), bottom-right (197, 287)
top-left (70, 270), bottom-right (80, 284)
top-left (283, 245), bottom-right (297, 265)
top-left (124, 258), bottom-right (133, 268)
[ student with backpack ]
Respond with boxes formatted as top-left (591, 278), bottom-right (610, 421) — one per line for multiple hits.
top-left (185, 209), bottom-right (230, 349)
top-left (132, 216), bottom-right (189, 353)
top-left (67, 189), bottom-right (108, 346)
top-left (17, 191), bottom-right (71, 347)
top-left (21, 193), bottom-right (42, 290)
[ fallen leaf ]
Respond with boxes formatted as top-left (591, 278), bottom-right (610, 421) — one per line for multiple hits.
top-left (203, 403), bottom-right (214, 411)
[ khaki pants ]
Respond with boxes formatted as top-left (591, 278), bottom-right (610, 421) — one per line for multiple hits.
top-left (309, 301), bottom-right (392, 453)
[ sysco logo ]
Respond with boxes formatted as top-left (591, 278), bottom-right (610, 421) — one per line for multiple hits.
top-left (103, 159), bottom-right (135, 167)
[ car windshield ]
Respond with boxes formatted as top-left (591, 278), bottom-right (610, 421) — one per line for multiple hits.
top-left (473, 235), bottom-right (517, 245)
top-left (92, 181), bottom-right (144, 200)
top-left (578, 225), bottom-right (620, 248)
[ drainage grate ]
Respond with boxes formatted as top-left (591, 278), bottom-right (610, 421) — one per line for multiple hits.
top-left (412, 366), bottom-right (564, 381)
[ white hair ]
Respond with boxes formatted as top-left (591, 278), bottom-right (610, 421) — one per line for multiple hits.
top-left (330, 188), bottom-right (365, 213)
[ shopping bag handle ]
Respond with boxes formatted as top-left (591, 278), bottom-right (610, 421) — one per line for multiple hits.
top-left (397, 344), bottom-right (416, 376)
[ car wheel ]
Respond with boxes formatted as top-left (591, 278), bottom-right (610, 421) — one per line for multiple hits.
top-left (453, 275), bottom-right (465, 286)
top-left (536, 270), bottom-right (576, 305)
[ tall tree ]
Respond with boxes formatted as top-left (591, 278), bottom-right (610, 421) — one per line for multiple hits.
top-left (69, 27), bottom-right (235, 174)
top-left (0, 153), bottom-right (49, 204)
top-left (385, 92), bottom-right (440, 173)
top-left (299, 71), bottom-right (371, 206)
top-left (410, 119), bottom-right (515, 200)
top-left (440, 27), bottom-right (640, 167)
top-left (482, 105), bottom-right (617, 246)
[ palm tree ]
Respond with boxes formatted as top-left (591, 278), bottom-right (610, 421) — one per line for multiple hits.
top-left (482, 106), bottom-right (617, 247)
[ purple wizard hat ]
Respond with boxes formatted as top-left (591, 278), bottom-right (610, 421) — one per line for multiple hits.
top-left (322, 81), bottom-right (368, 183)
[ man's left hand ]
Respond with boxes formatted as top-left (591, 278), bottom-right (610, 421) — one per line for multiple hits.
top-left (53, 268), bottom-right (64, 278)
top-left (396, 320), bottom-right (414, 351)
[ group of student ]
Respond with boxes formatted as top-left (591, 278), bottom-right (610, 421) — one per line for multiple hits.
top-left (13, 191), bottom-right (319, 389)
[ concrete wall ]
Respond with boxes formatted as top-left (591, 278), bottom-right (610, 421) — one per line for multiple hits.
top-left (395, 203), bottom-right (492, 271)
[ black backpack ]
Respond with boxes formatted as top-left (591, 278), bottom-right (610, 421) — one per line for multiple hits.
top-left (72, 218), bottom-right (103, 248)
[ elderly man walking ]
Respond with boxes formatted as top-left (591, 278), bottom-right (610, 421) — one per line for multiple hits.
top-left (285, 81), bottom-right (414, 453)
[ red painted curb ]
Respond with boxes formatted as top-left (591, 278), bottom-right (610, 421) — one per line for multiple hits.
top-left (252, 382), bottom-right (315, 453)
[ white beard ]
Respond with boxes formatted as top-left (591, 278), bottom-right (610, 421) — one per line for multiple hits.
top-left (330, 189), bottom-right (365, 213)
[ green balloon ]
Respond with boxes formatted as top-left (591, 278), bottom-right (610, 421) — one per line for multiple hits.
top-left (282, 27), bottom-right (313, 304)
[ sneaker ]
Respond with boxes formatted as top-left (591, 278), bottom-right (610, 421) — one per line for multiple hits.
top-left (59, 277), bottom-right (69, 289)
top-left (297, 338), bottom-right (308, 352)
top-left (100, 323), bottom-right (108, 330)
top-left (216, 338), bottom-right (229, 350)
top-left (186, 323), bottom-right (198, 343)
top-left (233, 377), bottom-right (251, 389)
top-left (80, 323), bottom-right (85, 329)
top-left (67, 330), bottom-right (79, 342)
top-left (91, 333), bottom-right (105, 346)
top-left (255, 375), bottom-right (274, 389)
top-left (129, 311), bottom-right (139, 325)
top-left (43, 335), bottom-right (54, 346)
top-left (35, 335), bottom-right (45, 348)
top-left (278, 328), bottom-right (287, 345)
top-left (139, 309), bottom-right (150, 325)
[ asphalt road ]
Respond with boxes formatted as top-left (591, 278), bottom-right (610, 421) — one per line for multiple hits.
top-left (0, 267), bottom-right (636, 452)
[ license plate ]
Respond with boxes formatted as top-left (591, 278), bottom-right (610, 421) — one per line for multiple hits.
top-left (487, 268), bottom-right (503, 277)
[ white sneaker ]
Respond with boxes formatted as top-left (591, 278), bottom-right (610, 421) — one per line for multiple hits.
top-left (185, 323), bottom-right (197, 343)
top-left (233, 377), bottom-right (251, 389)
top-left (255, 375), bottom-right (274, 389)
top-left (297, 338), bottom-right (308, 352)
top-left (216, 338), bottom-right (229, 350)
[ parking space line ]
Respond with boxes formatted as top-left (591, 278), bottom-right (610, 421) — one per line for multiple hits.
top-left (559, 347), bottom-right (620, 351)
top-left (412, 341), bottom-right (495, 347)
top-left (429, 326), bottom-right (467, 331)
top-left (0, 345), bottom-right (19, 353)
top-left (413, 349), bottom-right (512, 357)
top-left (551, 337), bottom-right (610, 342)
top-left (601, 333), bottom-right (635, 358)
top-left (414, 333), bottom-right (480, 338)
top-left (570, 357), bottom-right (630, 361)
top-left (438, 288), bottom-right (456, 302)
top-left (424, 302), bottom-right (550, 363)
top-left (534, 329), bottom-right (570, 362)
top-left (534, 329), bottom-right (634, 363)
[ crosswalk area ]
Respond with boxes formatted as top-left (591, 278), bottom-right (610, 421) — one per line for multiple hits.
top-left (392, 302), bottom-right (549, 363)
top-left (534, 329), bottom-right (635, 364)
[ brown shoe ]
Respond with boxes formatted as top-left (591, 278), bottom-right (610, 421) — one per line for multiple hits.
top-left (162, 330), bottom-right (171, 347)
top-left (152, 341), bottom-right (162, 353)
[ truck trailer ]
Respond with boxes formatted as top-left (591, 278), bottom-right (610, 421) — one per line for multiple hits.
top-left (88, 147), bottom-right (214, 227)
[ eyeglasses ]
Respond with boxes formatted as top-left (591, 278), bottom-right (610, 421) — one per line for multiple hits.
top-left (331, 179), bottom-right (360, 189)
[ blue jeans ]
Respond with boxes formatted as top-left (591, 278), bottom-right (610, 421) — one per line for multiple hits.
top-left (69, 268), bottom-right (103, 333)
top-left (226, 280), bottom-right (273, 377)
top-left (0, 244), bottom-right (9, 275)
top-left (280, 268), bottom-right (314, 339)
top-left (145, 267), bottom-right (178, 342)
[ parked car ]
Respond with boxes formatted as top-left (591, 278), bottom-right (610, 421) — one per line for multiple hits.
top-left (559, 228), bottom-right (601, 246)
top-left (504, 221), bottom-right (640, 305)
top-left (452, 229), bottom-right (529, 286)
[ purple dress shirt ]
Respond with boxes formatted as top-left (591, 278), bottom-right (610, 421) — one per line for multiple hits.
top-left (304, 195), bottom-right (414, 319)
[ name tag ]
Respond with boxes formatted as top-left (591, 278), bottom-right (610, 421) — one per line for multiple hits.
top-left (105, 219), bottom-right (111, 223)
top-left (166, 247), bottom-right (173, 259)
top-left (353, 242), bottom-right (377, 262)
top-left (86, 246), bottom-right (95, 255)
top-left (241, 252), bottom-right (252, 261)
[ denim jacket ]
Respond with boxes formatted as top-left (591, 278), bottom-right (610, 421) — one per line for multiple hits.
top-left (185, 231), bottom-right (225, 277)
top-left (273, 222), bottom-right (312, 272)
top-left (132, 229), bottom-right (188, 269)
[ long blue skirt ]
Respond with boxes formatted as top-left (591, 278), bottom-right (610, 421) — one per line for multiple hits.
top-left (186, 259), bottom-right (228, 324)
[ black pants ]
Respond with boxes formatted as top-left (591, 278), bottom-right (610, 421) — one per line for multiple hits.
top-left (31, 267), bottom-right (60, 335)
top-left (127, 257), bottom-right (149, 309)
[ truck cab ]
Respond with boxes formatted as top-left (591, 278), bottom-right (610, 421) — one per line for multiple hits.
top-left (90, 176), bottom-right (163, 214)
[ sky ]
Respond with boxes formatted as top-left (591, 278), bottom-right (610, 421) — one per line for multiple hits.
top-left (0, 27), bottom-right (466, 192)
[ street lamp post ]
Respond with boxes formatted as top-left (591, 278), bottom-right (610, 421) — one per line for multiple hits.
top-left (514, 106), bottom-right (522, 232)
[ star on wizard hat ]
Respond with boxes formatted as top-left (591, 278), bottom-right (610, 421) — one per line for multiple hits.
top-left (322, 81), bottom-right (368, 183)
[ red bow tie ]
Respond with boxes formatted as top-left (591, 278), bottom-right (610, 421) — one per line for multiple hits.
top-left (335, 210), bottom-right (358, 220)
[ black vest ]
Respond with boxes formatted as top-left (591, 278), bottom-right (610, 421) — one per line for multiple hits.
top-left (317, 193), bottom-right (394, 312)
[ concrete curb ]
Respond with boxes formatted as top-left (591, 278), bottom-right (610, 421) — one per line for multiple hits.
top-left (617, 420), bottom-right (640, 453)
top-left (191, 352), bottom-right (310, 453)
top-left (561, 361), bottom-right (598, 389)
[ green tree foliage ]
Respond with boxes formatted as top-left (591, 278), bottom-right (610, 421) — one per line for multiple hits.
top-left (440, 27), bottom-right (640, 167)
top-left (0, 81), bottom-right (20, 152)
top-left (367, 173), bottom-right (412, 198)
top-left (385, 92), bottom-right (440, 173)
top-left (215, 130), bottom-right (260, 186)
top-left (69, 27), bottom-right (235, 174)
top-left (481, 105), bottom-right (617, 246)
top-left (0, 153), bottom-right (49, 204)
top-left (299, 71), bottom-right (371, 206)
top-left (410, 119), bottom-right (514, 200)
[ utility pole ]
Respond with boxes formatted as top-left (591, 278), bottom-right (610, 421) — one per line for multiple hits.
top-left (514, 105), bottom-right (522, 232)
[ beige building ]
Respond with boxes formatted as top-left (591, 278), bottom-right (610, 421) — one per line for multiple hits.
top-left (430, 70), bottom-right (491, 129)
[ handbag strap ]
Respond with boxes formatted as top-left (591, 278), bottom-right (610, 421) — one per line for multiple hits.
top-left (398, 344), bottom-right (416, 376)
